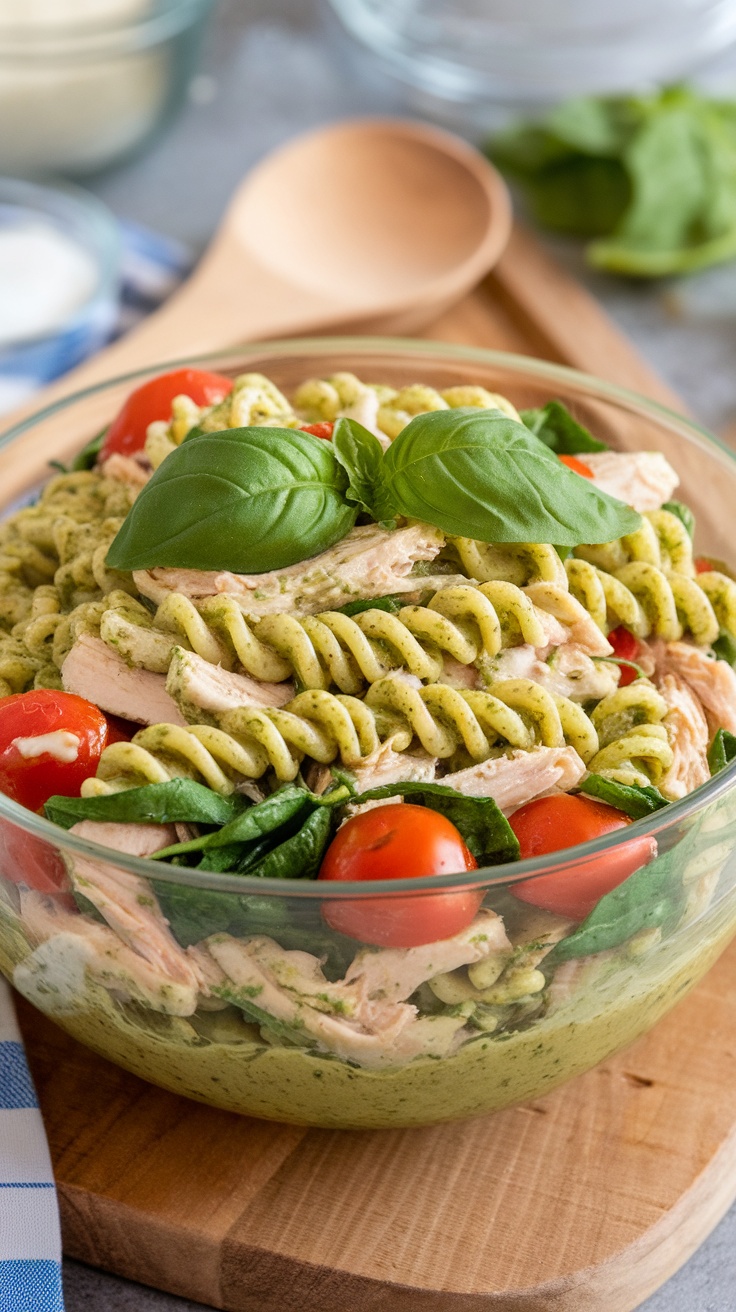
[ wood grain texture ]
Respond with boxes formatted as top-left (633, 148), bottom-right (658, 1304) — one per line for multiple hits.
top-left (15, 227), bottom-right (736, 1312)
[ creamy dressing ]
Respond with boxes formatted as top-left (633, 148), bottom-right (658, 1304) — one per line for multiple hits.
top-left (12, 730), bottom-right (80, 762)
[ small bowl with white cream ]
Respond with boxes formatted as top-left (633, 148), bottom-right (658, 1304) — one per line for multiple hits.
top-left (0, 177), bottom-right (120, 414)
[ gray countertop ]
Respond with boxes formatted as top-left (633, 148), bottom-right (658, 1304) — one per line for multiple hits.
top-left (63, 1), bottom-right (736, 1307)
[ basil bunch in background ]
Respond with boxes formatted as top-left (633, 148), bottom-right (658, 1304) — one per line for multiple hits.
top-left (106, 403), bottom-right (639, 575)
top-left (489, 85), bottom-right (736, 277)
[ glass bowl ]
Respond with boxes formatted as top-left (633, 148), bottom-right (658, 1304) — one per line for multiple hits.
top-left (0, 177), bottom-right (121, 415)
top-left (1, 337), bottom-right (736, 1131)
top-left (0, 0), bottom-right (213, 175)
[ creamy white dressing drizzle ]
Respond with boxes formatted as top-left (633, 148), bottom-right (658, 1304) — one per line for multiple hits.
top-left (12, 730), bottom-right (80, 763)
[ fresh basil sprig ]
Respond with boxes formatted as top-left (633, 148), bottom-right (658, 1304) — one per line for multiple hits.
top-left (520, 400), bottom-right (607, 455)
top-left (106, 427), bottom-right (357, 573)
top-left (332, 418), bottom-right (395, 527)
top-left (380, 408), bottom-right (640, 546)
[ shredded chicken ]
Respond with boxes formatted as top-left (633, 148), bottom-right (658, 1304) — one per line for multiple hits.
top-left (658, 673), bottom-right (711, 800)
top-left (62, 633), bottom-right (186, 726)
top-left (663, 641), bottom-right (736, 735)
top-left (65, 821), bottom-right (205, 998)
top-left (524, 584), bottom-right (613, 656)
top-left (440, 746), bottom-right (587, 811)
top-left (482, 643), bottom-right (619, 702)
top-left (205, 910), bottom-right (509, 1068)
top-left (17, 893), bottom-right (199, 1016)
top-left (133, 524), bottom-right (457, 619)
top-left (583, 450), bottom-right (679, 512)
top-left (166, 646), bottom-right (293, 719)
top-left (100, 453), bottom-right (151, 493)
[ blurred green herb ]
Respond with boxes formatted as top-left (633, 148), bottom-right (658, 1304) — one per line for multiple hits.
top-left (520, 400), bottom-right (607, 454)
top-left (489, 85), bottom-right (736, 277)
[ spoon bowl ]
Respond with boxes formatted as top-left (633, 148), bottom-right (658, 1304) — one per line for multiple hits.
top-left (2, 118), bottom-right (511, 426)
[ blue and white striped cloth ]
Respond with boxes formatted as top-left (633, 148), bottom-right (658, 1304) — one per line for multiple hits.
top-left (0, 218), bottom-right (190, 1308)
top-left (0, 984), bottom-right (63, 1312)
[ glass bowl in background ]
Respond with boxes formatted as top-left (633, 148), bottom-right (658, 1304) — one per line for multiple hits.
top-left (0, 0), bottom-right (213, 175)
top-left (1, 338), bottom-right (736, 1130)
top-left (0, 177), bottom-right (121, 415)
top-left (329, 0), bottom-right (736, 131)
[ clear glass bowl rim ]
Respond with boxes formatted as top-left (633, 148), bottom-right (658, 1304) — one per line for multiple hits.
top-left (3, 334), bottom-right (736, 900)
top-left (0, 0), bottom-right (211, 57)
top-left (0, 176), bottom-right (121, 349)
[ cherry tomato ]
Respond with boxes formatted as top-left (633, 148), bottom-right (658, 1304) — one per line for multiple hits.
top-left (0, 823), bottom-right (69, 897)
top-left (100, 368), bottom-right (233, 460)
top-left (0, 690), bottom-right (110, 813)
top-left (319, 803), bottom-right (481, 947)
top-left (559, 454), bottom-right (593, 478)
top-left (509, 794), bottom-right (656, 921)
top-left (608, 624), bottom-right (641, 688)
top-left (300, 421), bottom-right (334, 440)
top-left (695, 557), bottom-right (714, 574)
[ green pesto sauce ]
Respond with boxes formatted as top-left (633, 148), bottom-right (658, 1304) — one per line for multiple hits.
top-left (2, 908), bottom-right (734, 1129)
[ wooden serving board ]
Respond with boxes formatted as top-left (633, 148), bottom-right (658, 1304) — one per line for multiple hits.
top-left (18, 224), bottom-right (736, 1312)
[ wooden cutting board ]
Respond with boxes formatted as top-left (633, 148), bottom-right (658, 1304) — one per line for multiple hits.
top-left (18, 225), bottom-right (736, 1312)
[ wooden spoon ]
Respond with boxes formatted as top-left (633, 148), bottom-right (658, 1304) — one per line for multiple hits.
top-left (4, 118), bottom-right (511, 426)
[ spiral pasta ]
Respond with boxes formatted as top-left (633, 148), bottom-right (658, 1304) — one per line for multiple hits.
top-left (97, 578), bottom-right (610, 697)
top-left (293, 372), bottom-right (521, 441)
top-left (81, 675), bottom-right (599, 795)
top-left (145, 373), bottom-right (298, 470)
top-left (587, 682), bottom-right (673, 786)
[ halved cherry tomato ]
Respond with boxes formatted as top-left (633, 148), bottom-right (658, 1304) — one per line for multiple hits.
top-left (299, 421), bottom-right (334, 440)
top-left (608, 624), bottom-right (641, 688)
top-left (319, 803), bottom-right (481, 947)
top-left (0, 823), bottom-right (69, 897)
top-left (559, 454), bottom-right (594, 478)
top-left (509, 794), bottom-right (656, 921)
top-left (0, 689), bottom-right (110, 814)
top-left (100, 368), bottom-right (233, 460)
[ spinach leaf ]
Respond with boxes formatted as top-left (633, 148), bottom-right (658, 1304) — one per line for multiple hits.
top-left (661, 500), bottom-right (695, 538)
top-left (381, 408), bottom-right (640, 547)
top-left (332, 417), bottom-right (395, 527)
top-left (72, 427), bottom-right (107, 471)
top-left (708, 728), bottom-right (736, 775)
top-left (520, 400), bottom-right (607, 455)
top-left (578, 773), bottom-right (669, 819)
top-left (548, 845), bottom-right (684, 963)
top-left (489, 86), bottom-right (736, 278)
top-left (149, 784), bottom-right (314, 860)
top-left (712, 633), bottom-right (736, 668)
top-left (337, 594), bottom-right (404, 617)
top-left (153, 883), bottom-right (250, 946)
top-left (349, 781), bottom-right (520, 865)
top-left (45, 779), bottom-right (245, 830)
top-left (106, 427), bottom-right (357, 573)
top-left (244, 805), bottom-right (333, 880)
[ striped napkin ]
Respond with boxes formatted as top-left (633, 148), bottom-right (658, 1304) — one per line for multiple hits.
top-left (0, 218), bottom-right (190, 1309)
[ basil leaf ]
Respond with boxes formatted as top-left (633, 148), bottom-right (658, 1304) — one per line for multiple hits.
top-left (332, 418), bottom-right (396, 527)
top-left (381, 408), bottom-right (641, 547)
top-left (712, 632), bottom-right (736, 667)
top-left (337, 594), bottom-right (404, 617)
top-left (579, 773), bottom-right (669, 820)
top-left (661, 499), bottom-right (695, 538)
top-left (548, 846), bottom-right (684, 964)
top-left (45, 780), bottom-right (245, 830)
top-left (349, 781), bottom-right (519, 865)
top-left (520, 400), bottom-right (607, 454)
top-left (708, 728), bottom-right (736, 775)
top-left (106, 427), bottom-right (357, 573)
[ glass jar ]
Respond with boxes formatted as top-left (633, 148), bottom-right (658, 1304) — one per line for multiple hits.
top-left (0, 0), bottom-right (213, 175)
